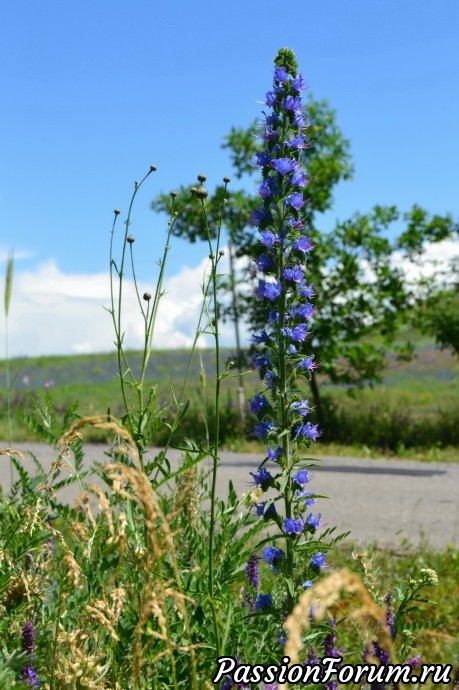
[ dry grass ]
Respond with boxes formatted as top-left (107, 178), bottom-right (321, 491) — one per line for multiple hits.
top-left (281, 568), bottom-right (393, 689)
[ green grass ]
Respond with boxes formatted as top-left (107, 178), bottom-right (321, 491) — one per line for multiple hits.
top-left (1, 343), bottom-right (458, 460)
top-left (330, 542), bottom-right (459, 666)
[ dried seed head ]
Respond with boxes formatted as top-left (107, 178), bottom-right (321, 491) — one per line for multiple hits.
top-left (197, 173), bottom-right (207, 182)
top-left (143, 292), bottom-right (151, 301)
top-left (127, 235), bottom-right (135, 244)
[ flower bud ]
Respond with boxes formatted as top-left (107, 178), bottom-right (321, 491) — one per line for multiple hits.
top-left (170, 191), bottom-right (177, 199)
top-left (194, 185), bottom-right (208, 199)
top-left (197, 173), bottom-right (207, 182)
top-left (127, 235), bottom-right (135, 244)
top-left (150, 164), bottom-right (157, 172)
top-left (114, 209), bottom-right (121, 215)
top-left (223, 176), bottom-right (231, 184)
top-left (143, 292), bottom-right (151, 301)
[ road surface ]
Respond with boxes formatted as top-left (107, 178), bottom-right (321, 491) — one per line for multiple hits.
top-left (1, 443), bottom-right (458, 550)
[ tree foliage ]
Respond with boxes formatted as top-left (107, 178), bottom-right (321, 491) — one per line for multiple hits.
top-left (151, 95), bottom-right (458, 419)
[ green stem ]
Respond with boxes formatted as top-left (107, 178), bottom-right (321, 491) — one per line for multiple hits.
top-left (201, 187), bottom-right (226, 630)
top-left (5, 317), bottom-right (13, 485)
top-left (109, 169), bottom-right (155, 465)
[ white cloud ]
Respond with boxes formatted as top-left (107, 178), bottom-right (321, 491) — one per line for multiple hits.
top-left (391, 238), bottom-right (459, 284)
top-left (0, 248), bottom-right (34, 264)
top-left (2, 255), bottom-right (247, 357)
top-left (6, 237), bottom-right (454, 358)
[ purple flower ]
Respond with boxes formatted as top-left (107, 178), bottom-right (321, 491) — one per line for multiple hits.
top-left (265, 91), bottom-right (277, 106)
top-left (294, 303), bottom-right (314, 319)
top-left (264, 369), bottom-right (277, 388)
top-left (250, 466), bottom-right (273, 487)
top-left (20, 622), bottom-right (39, 688)
top-left (255, 501), bottom-right (277, 519)
top-left (253, 354), bottom-right (271, 371)
top-left (283, 517), bottom-right (303, 535)
top-left (293, 110), bottom-right (306, 128)
top-left (293, 469), bottom-right (310, 485)
top-left (271, 158), bottom-right (296, 175)
top-left (259, 230), bottom-right (277, 247)
top-left (294, 236), bottom-right (314, 253)
top-left (306, 512), bottom-right (321, 529)
top-left (298, 490), bottom-right (316, 507)
top-left (253, 421), bottom-right (275, 440)
top-left (262, 545), bottom-right (284, 567)
top-left (291, 168), bottom-right (307, 188)
top-left (302, 580), bottom-right (313, 589)
top-left (292, 74), bottom-right (305, 92)
top-left (310, 552), bottom-right (327, 570)
top-left (22, 622), bottom-right (36, 655)
top-left (255, 593), bottom-right (273, 610)
top-left (406, 655), bottom-right (422, 669)
top-left (285, 192), bottom-right (305, 210)
top-left (254, 151), bottom-right (272, 167)
top-left (289, 400), bottom-right (310, 417)
top-left (252, 208), bottom-right (272, 226)
top-left (372, 641), bottom-right (390, 665)
top-left (254, 253), bottom-right (274, 272)
top-left (297, 355), bottom-right (317, 372)
top-left (268, 309), bottom-right (279, 324)
top-left (266, 445), bottom-right (283, 461)
top-left (274, 66), bottom-right (289, 82)
top-left (19, 665), bottom-right (40, 688)
top-left (300, 282), bottom-right (315, 299)
top-left (249, 394), bottom-right (270, 415)
top-left (259, 179), bottom-right (272, 199)
top-left (256, 280), bottom-right (282, 302)
top-left (283, 324), bottom-right (309, 342)
top-left (385, 591), bottom-right (395, 639)
top-left (261, 126), bottom-right (278, 141)
top-left (286, 133), bottom-right (306, 150)
top-left (245, 554), bottom-right (260, 589)
top-left (296, 422), bottom-right (320, 441)
top-left (283, 95), bottom-right (302, 112)
top-left (251, 329), bottom-right (270, 345)
top-left (283, 266), bottom-right (304, 282)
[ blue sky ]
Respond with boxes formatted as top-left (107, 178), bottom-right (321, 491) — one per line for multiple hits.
top-left (1, 0), bottom-right (459, 356)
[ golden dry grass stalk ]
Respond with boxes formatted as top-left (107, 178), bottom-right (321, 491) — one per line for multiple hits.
top-left (280, 568), bottom-right (394, 690)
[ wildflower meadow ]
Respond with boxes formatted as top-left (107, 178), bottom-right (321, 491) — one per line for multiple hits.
top-left (1, 49), bottom-right (458, 689)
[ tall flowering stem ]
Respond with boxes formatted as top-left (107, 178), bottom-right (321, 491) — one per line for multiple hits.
top-left (249, 49), bottom-right (324, 614)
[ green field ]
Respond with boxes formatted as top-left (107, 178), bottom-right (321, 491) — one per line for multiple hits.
top-left (1, 342), bottom-right (458, 460)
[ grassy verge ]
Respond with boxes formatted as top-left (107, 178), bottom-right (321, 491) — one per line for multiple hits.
top-left (330, 542), bottom-right (459, 665)
top-left (1, 345), bottom-right (458, 461)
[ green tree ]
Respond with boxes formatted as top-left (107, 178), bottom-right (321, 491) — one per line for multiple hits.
top-left (414, 254), bottom-right (459, 356)
top-left (152, 97), bottom-right (458, 428)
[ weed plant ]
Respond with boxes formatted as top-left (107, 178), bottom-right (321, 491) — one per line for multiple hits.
top-left (1, 49), bottom-right (457, 689)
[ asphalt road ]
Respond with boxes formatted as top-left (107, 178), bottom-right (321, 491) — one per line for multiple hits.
top-left (1, 443), bottom-right (458, 550)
